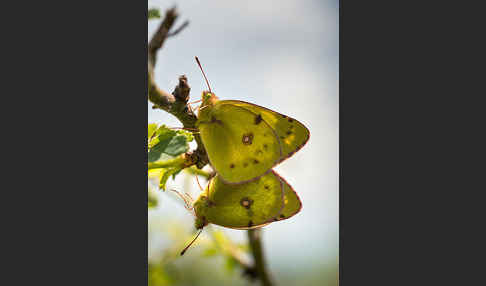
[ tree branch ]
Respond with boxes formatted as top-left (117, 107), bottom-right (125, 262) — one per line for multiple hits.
top-left (148, 7), bottom-right (178, 68)
top-left (248, 229), bottom-right (274, 286)
top-left (148, 7), bottom-right (208, 168)
top-left (167, 20), bottom-right (189, 38)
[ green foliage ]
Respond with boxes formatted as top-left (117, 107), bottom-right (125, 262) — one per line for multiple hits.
top-left (148, 123), bottom-right (158, 141)
top-left (148, 124), bottom-right (194, 191)
top-left (148, 8), bottom-right (161, 20)
top-left (148, 125), bottom-right (193, 162)
top-left (148, 264), bottom-right (174, 286)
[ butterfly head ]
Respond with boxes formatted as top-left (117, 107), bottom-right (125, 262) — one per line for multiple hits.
top-left (194, 216), bottom-right (208, 230)
top-left (197, 91), bottom-right (219, 119)
top-left (194, 208), bottom-right (209, 230)
top-left (193, 192), bottom-right (212, 229)
top-left (201, 91), bottom-right (218, 106)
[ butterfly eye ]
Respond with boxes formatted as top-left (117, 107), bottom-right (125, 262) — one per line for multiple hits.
top-left (202, 92), bottom-right (211, 101)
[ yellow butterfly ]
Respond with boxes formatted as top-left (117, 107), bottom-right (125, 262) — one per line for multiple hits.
top-left (176, 170), bottom-right (301, 255)
top-left (194, 57), bottom-right (310, 184)
top-left (193, 170), bottom-right (301, 230)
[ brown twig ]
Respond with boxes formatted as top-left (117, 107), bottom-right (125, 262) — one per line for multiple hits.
top-left (248, 229), bottom-right (274, 286)
top-left (147, 7), bottom-right (208, 168)
top-left (167, 20), bottom-right (189, 38)
top-left (148, 7), bottom-right (178, 68)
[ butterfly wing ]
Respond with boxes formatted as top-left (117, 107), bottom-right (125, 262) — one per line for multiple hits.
top-left (197, 103), bottom-right (282, 184)
top-left (271, 172), bottom-right (302, 223)
top-left (194, 171), bottom-right (301, 230)
top-left (218, 100), bottom-right (310, 163)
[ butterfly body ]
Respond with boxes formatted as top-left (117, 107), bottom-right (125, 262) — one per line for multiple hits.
top-left (193, 170), bottom-right (301, 230)
top-left (196, 91), bottom-right (310, 184)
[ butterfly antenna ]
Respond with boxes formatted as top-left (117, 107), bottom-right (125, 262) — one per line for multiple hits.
top-left (195, 174), bottom-right (203, 192)
top-left (188, 99), bottom-right (202, 105)
top-left (184, 192), bottom-right (194, 201)
top-left (170, 189), bottom-right (193, 210)
top-left (180, 229), bottom-right (203, 256)
top-left (195, 56), bottom-right (212, 93)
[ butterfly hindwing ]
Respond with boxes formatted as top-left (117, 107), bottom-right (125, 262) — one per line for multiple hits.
top-left (219, 100), bottom-right (310, 163)
top-left (271, 174), bottom-right (302, 222)
top-left (193, 170), bottom-right (301, 230)
top-left (197, 103), bottom-right (282, 184)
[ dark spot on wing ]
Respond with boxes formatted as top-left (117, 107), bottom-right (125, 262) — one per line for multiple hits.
top-left (264, 185), bottom-right (270, 190)
top-left (288, 118), bottom-right (293, 123)
top-left (263, 144), bottom-right (268, 150)
top-left (240, 197), bottom-right (254, 209)
top-left (254, 114), bottom-right (263, 125)
top-left (256, 150), bottom-right (263, 155)
top-left (243, 162), bottom-right (248, 167)
top-left (230, 164), bottom-right (235, 169)
top-left (282, 115), bottom-right (287, 118)
top-left (280, 136), bottom-right (285, 139)
top-left (280, 214), bottom-right (285, 219)
top-left (289, 125), bottom-right (294, 129)
top-left (248, 220), bottom-right (254, 227)
top-left (242, 133), bottom-right (254, 145)
top-left (286, 131), bottom-right (292, 135)
top-left (253, 159), bottom-right (259, 164)
top-left (210, 116), bottom-right (222, 124)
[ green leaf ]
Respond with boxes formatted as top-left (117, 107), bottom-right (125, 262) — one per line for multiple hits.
top-left (148, 123), bottom-right (158, 141)
top-left (148, 125), bottom-right (193, 162)
top-left (148, 8), bottom-right (160, 20)
top-left (158, 167), bottom-right (182, 190)
top-left (147, 125), bottom-right (194, 191)
top-left (148, 168), bottom-right (163, 179)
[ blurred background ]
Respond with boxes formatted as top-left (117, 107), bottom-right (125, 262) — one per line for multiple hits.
top-left (148, 0), bottom-right (338, 285)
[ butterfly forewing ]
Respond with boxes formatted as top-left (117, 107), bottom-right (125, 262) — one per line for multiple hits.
top-left (198, 103), bottom-right (282, 184)
top-left (219, 100), bottom-right (310, 163)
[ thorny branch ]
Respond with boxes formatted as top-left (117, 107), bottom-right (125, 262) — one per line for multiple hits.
top-left (148, 7), bottom-right (274, 285)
